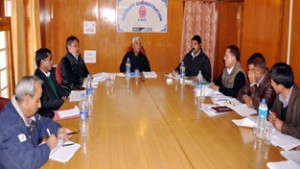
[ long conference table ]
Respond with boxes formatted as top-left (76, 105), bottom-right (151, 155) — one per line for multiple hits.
top-left (41, 74), bottom-right (284, 169)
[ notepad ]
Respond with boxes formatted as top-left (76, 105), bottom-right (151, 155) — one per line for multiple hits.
top-left (49, 140), bottom-right (81, 163)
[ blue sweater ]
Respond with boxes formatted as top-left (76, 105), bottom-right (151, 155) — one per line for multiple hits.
top-left (0, 102), bottom-right (61, 169)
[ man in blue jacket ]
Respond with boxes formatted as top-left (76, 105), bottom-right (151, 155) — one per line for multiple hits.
top-left (0, 76), bottom-right (71, 169)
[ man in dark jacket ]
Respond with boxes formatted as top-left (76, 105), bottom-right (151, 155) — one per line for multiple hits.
top-left (268, 63), bottom-right (300, 139)
top-left (174, 35), bottom-right (211, 81)
top-left (0, 76), bottom-right (71, 169)
top-left (120, 36), bottom-right (151, 72)
top-left (59, 36), bottom-right (89, 90)
top-left (237, 53), bottom-right (276, 110)
top-left (34, 48), bottom-right (67, 119)
top-left (210, 45), bottom-right (246, 98)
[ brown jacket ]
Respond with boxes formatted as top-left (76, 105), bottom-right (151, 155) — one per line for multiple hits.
top-left (270, 85), bottom-right (300, 139)
top-left (237, 72), bottom-right (276, 110)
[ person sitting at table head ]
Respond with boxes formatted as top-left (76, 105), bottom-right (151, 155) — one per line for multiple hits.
top-left (210, 45), bottom-right (246, 98)
top-left (0, 75), bottom-right (72, 169)
top-left (119, 36), bottom-right (151, 72)
top-left (237, 53), bottom-right (276, 110)
top-left (59, 35), bottom-right (89, 90)
top-left (174, 35), bottom-right (211, 81)
top-left (34, 48), bottom-right (67, 119)
top-left (268, 62), bottom-right (300, 139)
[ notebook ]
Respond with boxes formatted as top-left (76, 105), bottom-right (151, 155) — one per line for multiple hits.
top-left (49, 140), bottom-right (81, 163)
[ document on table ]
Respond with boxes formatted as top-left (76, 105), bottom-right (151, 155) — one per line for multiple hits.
top-left (281, 151), bottom-right (300, 164)
top-left (82, 80), bottom-right (99, 88)
top-left (212, 96), bottom-right (257, 117)
top-left (69, 90), bottom-right (85, 102)
top-left (232, 116), bottom-right (256, 128)
top-left (267, 160), bottom-right (300, 169)
top-left (143, 71), bottom-right (157, 78)
top-left (230, 104), bottom-right (257, 117)
top-left (92, 72), bottom-right (107, 82)
top-left (50, 140), bottom-right (81, 163)
top-left (272, 130), bottom-right (300, 151)
top-left (57, 106), bottom-right (80, 119)
top-left (201, 105), bottom-right (231, 117)
top-left (93, 72), bottom-right (116, 82)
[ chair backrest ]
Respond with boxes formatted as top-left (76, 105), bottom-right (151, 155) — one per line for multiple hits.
top-left (126, 45), bottom-right (146, 56)
top-left (56, 62), bottom-right (62, 85)
top-left (0, 97), bottom-right (10, 112)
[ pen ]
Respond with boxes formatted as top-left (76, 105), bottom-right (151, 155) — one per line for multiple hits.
top-left (67, 131), bottom-right (79, 135)
top-left (62, 143), bottom-right (75, 147)
top-left (47, 128), bottom-right (51, 136)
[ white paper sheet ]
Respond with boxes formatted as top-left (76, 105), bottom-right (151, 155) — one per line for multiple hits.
top-left (272, 130), bottom-right (300, 151)
top-left (143, 71), bottom-right (157, 78)
top-left (69, 90), bottom-right (85, 102)
top-left (267, 160), bottom-right (300, 169)
top-left (232, 117), bottom-right (255, 128)
top-left (281, 151), bottom-right (300, 164)
top-left (57, 106), bottom-right (80, 118)
top-left (230, 104), bottom-right (257, 117)
top-left (50, 140), bottom-right (81, 163)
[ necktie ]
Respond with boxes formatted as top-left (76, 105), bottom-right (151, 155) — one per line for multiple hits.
top-left (29, 120), bottom-right (36, 144)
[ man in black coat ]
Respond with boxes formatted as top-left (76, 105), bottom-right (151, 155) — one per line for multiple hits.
top-left (60, 36), bottom-right (89, 90)
top-left (120, 36), bottom-right (151, 72)
top-left (174, 35), bottom-right (211, 82)
top-left (34, 48), bottom-right (67, 118)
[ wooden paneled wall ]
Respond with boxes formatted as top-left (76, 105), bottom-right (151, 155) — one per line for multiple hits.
top-left (240, 0), bottom-right (300, 85)
top-left (290, 0), bottom-right (300, 86)
top-left (214, 1), bottom-right (243, 79)
top-left (40, 0), bottom-right (183, 74)
top-left (240, 0), bottom-right (284, 70)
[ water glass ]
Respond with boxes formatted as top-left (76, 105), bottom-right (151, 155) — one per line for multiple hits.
top-left (264, 123), bottom-right (274, 145)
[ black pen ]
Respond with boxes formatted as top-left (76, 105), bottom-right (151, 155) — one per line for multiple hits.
top-left (62, 143), bottom-right (75, 147)
top-left (67, 131), bottom-right (79, 135)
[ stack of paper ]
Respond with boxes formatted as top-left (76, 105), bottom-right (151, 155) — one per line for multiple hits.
top-left (69, 90), bottom-right (85, 102)
top-left (143, 71), bottom-right (157, 78)
top-left (50, 140), bottom-right (81, 163)
top-left (201, 105), bottom-right (231, 117)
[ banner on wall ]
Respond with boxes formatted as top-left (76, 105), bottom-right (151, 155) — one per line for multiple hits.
top-left (117, 0), bottom-right (168, 33)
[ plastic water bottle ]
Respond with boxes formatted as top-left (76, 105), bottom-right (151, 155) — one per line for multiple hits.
top-left (256, 98), bottom-right (268, 139)
top-left (125, 57), bottom-right (131, 79)
top-left (86, 74), bottom-right (93, 102)
top-left (197, 70), bottom-right (203, 83)
top-left (79, 93), bottom-right (89, 137)
top-left (180, 61), bottom-right (185, 82)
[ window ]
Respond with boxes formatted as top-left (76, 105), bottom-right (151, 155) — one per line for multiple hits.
top-left (0, 31), bottom-right (10, 97)
top-left (4, 0), bottom-right (10, 17)
top-left (0, 0), bottom-right (11, 97)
